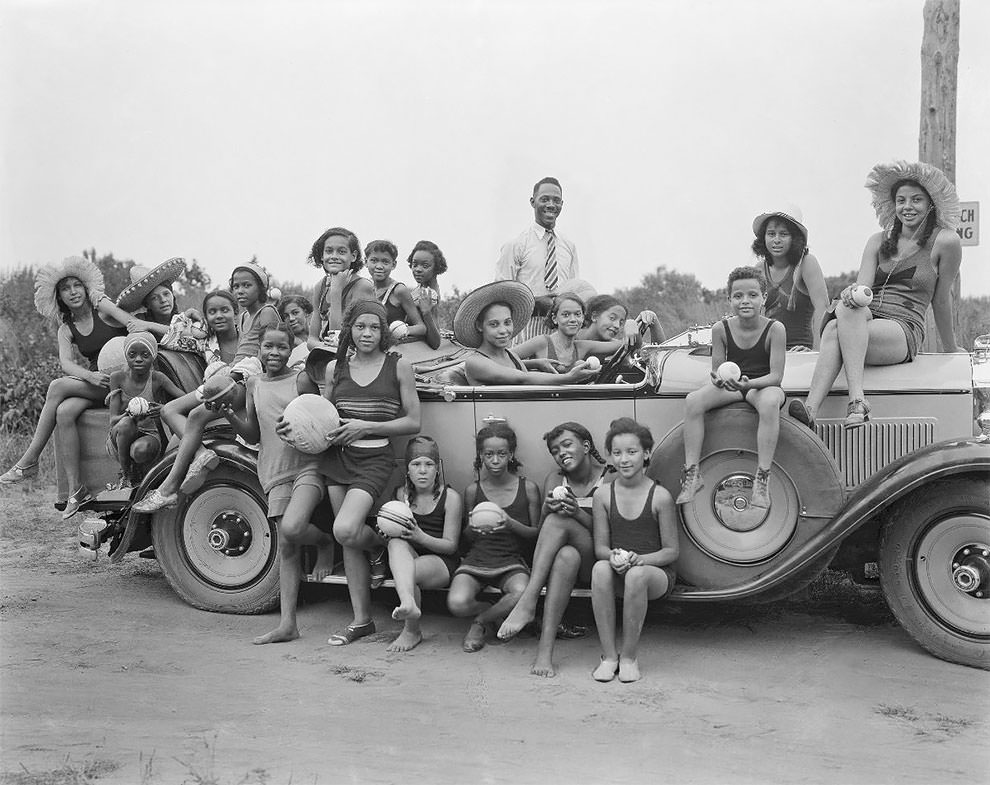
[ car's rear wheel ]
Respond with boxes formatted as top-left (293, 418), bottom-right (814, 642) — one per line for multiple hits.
top-left (879, 477), bottom-right (990, 670)
top-left (151, 463), bottom-right (279, 614)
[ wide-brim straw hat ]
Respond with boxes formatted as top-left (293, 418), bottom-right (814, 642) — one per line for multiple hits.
top-left (452, 281), bottom-right (535, 349)
top-left (752, 204), bottom-right (808, 243)
top-left (865, 160), bottom-right (961, 230)
top-left (34, 256), bottom-right (106, 322)
top-left (115, 257), bottom-right (186, 312)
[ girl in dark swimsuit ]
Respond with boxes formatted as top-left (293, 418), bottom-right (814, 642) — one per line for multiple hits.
top-left (591, 418), bottom-right (678, 684)
top-left (306, 226), bottom-right (376, 349)
top-left (364, 239), bottom-right (427, 343)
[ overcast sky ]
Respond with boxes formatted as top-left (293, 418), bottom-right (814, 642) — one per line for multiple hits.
top-left (2, 0), bottom-right (988, 300)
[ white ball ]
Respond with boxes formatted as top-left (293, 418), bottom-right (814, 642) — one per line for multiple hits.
top-left (850, 285), bottom-right (874, 307)
top-left (716, 361), bottom-right (742, 383)
top-left (469, 501), bottom-right (503, 532)
top-left (127, 396), bottom-right (151, 417)
top-left (376, 500), bottom-right (415, 538)
top-left (551, 485), bottom-right (570, 501)
top-left (279, 394), bottom-right (340, 454)
top-left (585, 356), bottom-right (601, 371)
top-left (97, 336), bottom-right (128, 374)
top-left (389, 320), bottom-right (409, 340)
top-left (413, 286), bottom-right (440, 307)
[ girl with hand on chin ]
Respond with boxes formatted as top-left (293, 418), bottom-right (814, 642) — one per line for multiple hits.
top-left (790, 161), bottom-right (963, 430)
top-left (455, 281), bottom-right (598, 386)
top-left (307, 227), bottom-right (376, 349)
top-left (407, 240), bottom-right (446, 348)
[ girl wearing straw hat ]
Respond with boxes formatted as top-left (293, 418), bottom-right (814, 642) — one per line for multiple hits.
top-left (751, 206), bottom-right (828, 350)
top-left (0, 257), bottom-right (139, 514)
top-left (114, 257), bottom-right (188, 338)
top-left (454, 281), bottom-right (598, 386)
top-left (790, 161), bottom-right (962, 429)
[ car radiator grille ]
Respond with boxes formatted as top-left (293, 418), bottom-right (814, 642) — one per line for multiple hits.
top-left (815, 418), bottom-right (937, 489)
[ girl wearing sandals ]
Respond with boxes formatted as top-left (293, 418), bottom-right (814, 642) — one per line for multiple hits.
top-left (751, 206), bottom-right (828, 351)
top-left (135, 265), bottom-right (277, 512)
top-left (220, 322), bottom-right (335, 645)
top-left (591, 418), bottom-right (678, 684)
top-left (307, 227), bottom-right (376, 349)
top-left (323, 300), bottom-right (421, 647)
top-left (448, 423), bottom-right (540, 653)
top-left (790, 161), bottom-right (962, 430)
top-left (498, 421), bottom-right (610, 677)
top-left (1, 256), bottom-right (137, 516)
top-left (383, 436), bottom-right (463, 652)
top-left (454, 281), bottom-right (598, 387)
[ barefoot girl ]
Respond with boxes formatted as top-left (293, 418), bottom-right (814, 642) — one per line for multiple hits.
top-left (513, 293), bottom-right (621, 372)
top-left (448, 423), bottom-right (540, 653)
top-left (790, 161), bottom-right (962, 429)
top-left (307, 227), bottom-right (376, 349)
top-left (751, 206), bottom-right (828, 350)
top-left (323, 300), bottom-right (421, 646)
top-left (221, 322), bottom-right (334, 645)
top-left (0, 256), bottom-right (138, 517)
top-left (135, 264), bottom-right (277, 512)
top-left (278, 294), bottom-right (313, 370)
top-left (677, 266), bottom-right (786, 509)
top-left (498, 422), bottom-right (610, 676)
top-left (383, 436), bottom-right (463, 652)
top-left (365, 240), bottom-right (427, 343)
top-left (106, 332), bottom-right (184, 488)
top-left (407, 240), bottom-right (446, 348)
top-left (591, 418), bottom-right (678, 683)
top-left (454, 281), bottom-right (597, 386)
top-left (578, 295), bottom-right (665, 352)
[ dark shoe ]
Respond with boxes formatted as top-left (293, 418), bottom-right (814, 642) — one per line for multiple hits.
top-left (327, 620), bottom-right (376, 646)
top-left (556, 622), bottom-right (588, 640)
top-left (788, 399), bottom-right (816, 430)
top-left (751, 468), bottom-right (771, 509)
top-left (54, 500), bottom-right (68, 512)
top-left (462, 621), bottom-right (489, 653)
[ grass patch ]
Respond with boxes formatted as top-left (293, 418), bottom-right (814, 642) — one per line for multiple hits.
top-left (1, 758), bottom-right (120, 785)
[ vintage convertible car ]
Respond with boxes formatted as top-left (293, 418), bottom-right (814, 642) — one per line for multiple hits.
top-left (69, 335), bottom-right (990, 670)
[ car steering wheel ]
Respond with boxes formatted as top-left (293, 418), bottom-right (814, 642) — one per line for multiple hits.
top-left (595, 344), bottom-right (632, 384)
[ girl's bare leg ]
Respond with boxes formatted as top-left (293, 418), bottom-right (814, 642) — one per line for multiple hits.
top-left (156, 405), bottom-right (220, 497)
top-left (532, 545), bottom-right (582, 677)
top-left (805, 320), bottom-right (844, 413)
top-left (476, 571), bottom-right (528, 627)
top-left (55, 397), bottom-right (98, 492)
top-left (161, 392), bottom-right (200, 439)
top-left (591, 559), bottom-right (619, 673)
top-left (618, 566), bottom-right (670, 683)
top-left (112, 418), bottom-right (140, 478)
top-left (329, 486), bottom-right (378, 628)
top-left (13, 379), bottom-right (102, 468)
top-left (388, 555), bottom-right (449, 653)
top-left (388, 539), bottom-right (420, 621)
top-left (749, 387), bottom-right (785, 469)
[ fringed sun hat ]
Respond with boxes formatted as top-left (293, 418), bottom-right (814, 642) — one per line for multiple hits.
top-left (453, 281), bottom-right (535, 349)
top-left (865, 160), bottom-right (961, 230)
top-left (752, 204), bottom-right (809, 243)
top-left (115, 257), bottom-right (186, 312)
top-left (34, 256), bottom-right (106, 322)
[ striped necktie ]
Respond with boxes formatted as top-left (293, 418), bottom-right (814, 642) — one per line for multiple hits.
top-left (544, 229), bottom-right (558, 293)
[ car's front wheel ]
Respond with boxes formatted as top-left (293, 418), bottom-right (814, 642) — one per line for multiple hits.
top-left (150, 463), bottom-right (279, 614)
top-left (879, 477), bottom-right (990, 670)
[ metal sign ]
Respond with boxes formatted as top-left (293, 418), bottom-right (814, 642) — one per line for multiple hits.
top-left (957, 201), bottom-right (979, 246)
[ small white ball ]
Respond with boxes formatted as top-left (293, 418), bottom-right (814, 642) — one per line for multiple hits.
top-left (551, 485), bottom-right (570, 501)
top-left (389, 320), bottom-right (409, 340)
top-left (585, 356), bottom-right (601, 371)
top-left (850, 285), bottom-right (874, 307)
top-left (716, 361), bottom-right (742, 383)
top-left (127, 397), bottom-right (151, 417)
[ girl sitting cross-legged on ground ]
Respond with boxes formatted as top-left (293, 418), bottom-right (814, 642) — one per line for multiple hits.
top-left (382, 436), bottom-right (463, 653)
top-left (591, 417), bottom-right (678, 684)
top-left (447, 423), bottom-right (540, 653)
top-left (497, 421), bottom-right (611, 677)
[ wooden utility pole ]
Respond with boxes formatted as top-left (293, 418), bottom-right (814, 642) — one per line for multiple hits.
top-left (919, 0), bottom-right (961, 350)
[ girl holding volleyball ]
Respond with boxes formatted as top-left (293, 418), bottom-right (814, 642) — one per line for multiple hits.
top-left (322, 300), bottom-right (421, 646)
top-left (221, 321), bottom-right (334, 645)
top-left (381, 436), bottom-right (463, 652)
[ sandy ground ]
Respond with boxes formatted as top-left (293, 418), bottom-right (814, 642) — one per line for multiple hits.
top-left (1, 483), bottom-right (988, 785)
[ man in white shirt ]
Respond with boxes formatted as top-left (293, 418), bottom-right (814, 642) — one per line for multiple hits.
top-left (495, 177), bottom-right (580, 329)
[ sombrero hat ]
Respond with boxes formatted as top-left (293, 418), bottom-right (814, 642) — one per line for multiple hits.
top-left (452, 281), bottom-right (535, 349)
top-left (865, 160), bottom-right (960, 230)
top-left (33, 256), bottom-right (106, 322)
top-left (115, 257), bottom-right (186, 312)
top-left (752, 204), bottom-right (809, 243)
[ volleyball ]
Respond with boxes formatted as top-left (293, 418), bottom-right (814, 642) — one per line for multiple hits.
top-left (551, 485), bottom-right (570, 501)
top-left (585, 356), bottom-right (601, 371)
top-left (716, 361), bottom-right (742, 383)
top-left (610, 548), bottom-right (632, 569)
top-left (389, 320), bottom-right (409, 340)
top-left (279, 394), bottom-right (340, 454)
top-left (127, 396), bottom-right (151, 417)
top-left (469, 501), bottom-right (504, 532)
top-left (97, 336), bottom-right (128, 374)
top-left (850, 285), bottom-right (874, 307)
top-left (413, 286), bottom-right (440, 308)
top-left (376, 500), bottom-right (415, 538)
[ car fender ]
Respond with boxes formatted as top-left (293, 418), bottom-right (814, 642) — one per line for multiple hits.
top-left (674, 437), bottom-right (990, 601)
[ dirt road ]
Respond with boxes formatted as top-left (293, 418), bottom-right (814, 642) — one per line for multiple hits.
top-left (1, 484), bottom-right (987, 785)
